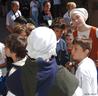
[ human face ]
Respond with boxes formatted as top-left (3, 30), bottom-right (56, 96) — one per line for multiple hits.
top-left (20, 32), bottom-right (27, 40)
top-left (69, 5), bottom-right (76, 11)
top-left (54, 28), bottom-right (63, 40)
top-left (71, 44), bottom-right (87, 62)
top-left (66, 35), bottom-right (73, 44)
top-left (44, 2), bottom-right (51, 12)
top-left (71, 14), bottom-right (85, 28)
top-left (12, 3), bottom-right (20, 12)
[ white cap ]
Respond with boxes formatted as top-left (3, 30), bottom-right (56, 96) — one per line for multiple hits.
top-left (70, 8), bottom-right (88, 21)
top-left (26, 27), bottom-right (57, 60)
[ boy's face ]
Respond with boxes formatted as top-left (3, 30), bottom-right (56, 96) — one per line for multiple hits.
top-left (71, 44), bottom-right (87, 62)
top-left (54, 28), bottom-right (63, 40)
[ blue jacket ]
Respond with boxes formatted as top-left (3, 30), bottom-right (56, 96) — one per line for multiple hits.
top-left (56, 39), bottom-right (69, 66)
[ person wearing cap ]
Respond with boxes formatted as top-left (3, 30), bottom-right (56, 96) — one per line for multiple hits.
top-left (4, 26), bottom-right (82, 96)
top-left (70, 7), bottom-right (98, 95)
top-left (24, 26), bottom-right (83, 96)
top-left (70, 8), bottom-right (98, 67)
top-left (6, 0), bottom-right (22, 33)
top-left (5, 27), bottom-right (58, 96)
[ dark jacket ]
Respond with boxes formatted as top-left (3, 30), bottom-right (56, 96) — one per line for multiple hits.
top-left (6, 57), bottom-right (78, 96)
top-left (55, 65), bottom-right (79, 96)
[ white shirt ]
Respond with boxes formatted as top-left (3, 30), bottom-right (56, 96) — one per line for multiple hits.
top-left (75, 57), bottom-right (98, 96)
top-left (78, 28), bottom-right (98, 38)
top-left (8, 56), bottom-right (27, 76)
top-left (6, 10), bottom-right (21, 28)
top-left (0, 42), bottom-right (7, 77)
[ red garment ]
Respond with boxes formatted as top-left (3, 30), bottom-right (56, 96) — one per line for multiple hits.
top-left (73, 27), bottom-right (98, 61)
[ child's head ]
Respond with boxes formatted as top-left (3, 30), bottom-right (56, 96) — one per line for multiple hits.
top-left (51, 22), bottom-right (66, 40)
top-left (51, 17), bottom-right (67, 39)
top-left (66, 2), bottom-right (76, 11)
top-left (71, 36), bottom-right (92, 62)
top-left (13, 24), bottom-right (27, 39)
top-left (26, 23), bottom-right (35, 36)
top-left (4, 33), bottom-right (27, 61)
top-left (66, 33), bottom-right (73, 44)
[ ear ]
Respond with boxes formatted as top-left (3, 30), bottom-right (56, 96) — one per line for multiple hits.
top-left (11, 52), bottom-right (17, 62)
top-left (85, 49), bottom-right (89, 55)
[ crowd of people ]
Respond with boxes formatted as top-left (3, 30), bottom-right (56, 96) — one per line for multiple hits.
top-left (0, 0), bottom-right (98, 96)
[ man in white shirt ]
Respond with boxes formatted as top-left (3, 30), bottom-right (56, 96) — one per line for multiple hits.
top-left (6, 0), bottom-right (22, 33)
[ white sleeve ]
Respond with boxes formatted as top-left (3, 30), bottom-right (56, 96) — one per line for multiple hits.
top-left (96, 28), bottom-right (98, 38)
top-left (18, 10), bottom-right (22, 16)
top-left (6, 13), bottom-right (10, 26)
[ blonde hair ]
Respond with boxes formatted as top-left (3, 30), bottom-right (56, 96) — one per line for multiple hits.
top-left (13, 24), bottom-right (27, 34)
top-left (66, 2), bottom-right (76, 10)
top-left (26, 23), bottom-right (35, 36)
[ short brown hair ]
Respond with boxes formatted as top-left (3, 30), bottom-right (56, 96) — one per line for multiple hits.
top-left (5, 33), bottom-right (27, 58)
top-left (73, 36), bottom-right (92, 52)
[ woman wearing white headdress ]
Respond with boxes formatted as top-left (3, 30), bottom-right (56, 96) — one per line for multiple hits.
top-left (70, 8), bottom-right (98, 96)
top-left (70, 8), bottom-right (98, 65)
top-left (26, 26), bottom-right (82, 96)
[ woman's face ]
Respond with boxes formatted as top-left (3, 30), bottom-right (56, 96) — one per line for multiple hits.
top-left (71, 14), bottom-right (85, 28)
top-left (43, 2), bottom-right (51, 12)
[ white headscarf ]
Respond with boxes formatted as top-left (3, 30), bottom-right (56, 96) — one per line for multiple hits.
top-left (26, 27), bottom-right (57, 60)
top-left (70, 8), bottom-right (88, 21)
